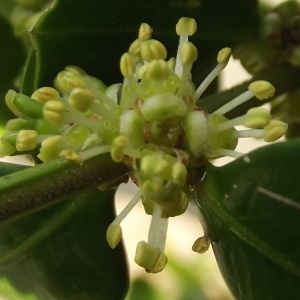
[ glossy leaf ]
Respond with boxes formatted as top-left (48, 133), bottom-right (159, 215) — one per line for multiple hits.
top-left (195, 138), bottom-right (300, 300)
top-left (22, 0), bottom-right (260, 95)
top-left (0, 14), bottom-right (25, 128)
top-left (0, 187), bottom-right (128, 300)
top-left (0, 161), bottom-right (27, 177)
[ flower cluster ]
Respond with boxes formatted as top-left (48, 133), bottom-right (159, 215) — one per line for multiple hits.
top-left (0, 17), bottom-right (287, 273)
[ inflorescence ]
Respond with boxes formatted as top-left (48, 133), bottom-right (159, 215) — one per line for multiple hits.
top-left (0, 17), bottom-right (287, 273)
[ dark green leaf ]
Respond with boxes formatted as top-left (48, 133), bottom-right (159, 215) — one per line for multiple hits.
top-left (0, 161), bottom-right (27, 177)
top-left (195, 138), bottom-right (300, 299)
top-left (22, 0), bottom-right (260, 95)
top-left (0, 187), bottom-right (128, 300)
top-left (0, 14), bottom-right (25, 126)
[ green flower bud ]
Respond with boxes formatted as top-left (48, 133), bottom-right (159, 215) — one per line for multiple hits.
top-left (69, 88), bottom-right (95, 112)
top-left (37, 135), bottom-right (63, 162)
top-left (141, 93), bottom-right (187, 121)
top-left (120, 110), bottom-right (145, 148)
top-left (0, 133), bottom-right (17, 157)
top-left (6, 118), bottom-right (35, 132)
top-left (6, 90), bottom-right (44, 119)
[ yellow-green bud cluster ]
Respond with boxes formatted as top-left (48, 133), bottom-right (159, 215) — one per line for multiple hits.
top-left (0, 66), bottom-right (120, 161)
top-left (0, 17), bottom-right (288, 274)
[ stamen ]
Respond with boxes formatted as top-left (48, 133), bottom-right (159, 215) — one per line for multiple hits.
top-left (234, 128), bottom-right (264, 139)
top-left (175, 17), bottom-right (197, 77)
top-left (179, 42), bottom-right (198, 91)
top-left (214, 81), bottom-right (275, 117)
top-left (216, 107), bottom-right (271, 131)
top-left (15, 130), bottom-right (38, 152)
top-left (106, 190), bottom-right (142, 248)
top-left (31, 87), bottom-right (61, 104)
top-left (192, 236), bottom-right (211, 253)
top-left (120, 52), bottom-right (141, 101)
top-left (193, 47), bottom-right (231, 101)
top-left (138, 23), bottom-right (153, 41)
top-left (211, 148), bottom-right (243, 158)
top-left (148, 205), bottom-right (168, 252)
top-left (234, 120), bottom-right (287, 142)
top-left (140, 40), bottom-right (167, 62)
top-left (37, 135), bottom-right (63, 162)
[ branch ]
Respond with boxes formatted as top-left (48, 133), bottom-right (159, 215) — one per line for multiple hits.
top-left (0, 154), bottom-right (128, 225)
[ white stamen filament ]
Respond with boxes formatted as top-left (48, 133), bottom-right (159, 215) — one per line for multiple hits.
top-left (174, 34), bottom-right (188, 77)
top-left (234, 128), bottom-right (264, 139)
top-left (213, 90), bottom-right (254, 116)
top-left (193, 63), bottom-right (226, 102)
top-left (215, 115), bottom-right (245, 131)
top-left (148, 205), bottom-right (169, 252)
top-left (188, 199), bottom-right (209, 236)
top-left (89, 82), bottom-right (120, 111)
top-left (111, 190), bottom-right (142, 226)
top-left (78, 145), bottom-right (111, 161)
top-left (212, 148), bottom-right (243, 158)
top-left (63, 111), bottom-right (100, 132)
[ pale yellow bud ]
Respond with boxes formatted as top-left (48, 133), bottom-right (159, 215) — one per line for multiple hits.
top-left (167, 57), bottom-right (176, 70)
top-left (192, 236), bottom-right (211, 253)
top-left (145, 60), bottom-right (169, 80)
top-left (69, 88), bottom-right (95, 112)
top-left (217, 47), bottom-right (232, 65)
top-left (138, 23), bottom-right (153, 41)
top-left (244, 107), bottom-right (271, 128)
top-left (16, 130), bottom-right (38, 151)
top-left (31, 87), bottom-right (61, 104)
top-left (60, 149), bottom-right (81, 162)
top-left (106, 223), bottom-right (122, 249)
top-left (140, 39), bottom-right (167, 62)
top-left (264, 120), bottom-right (288, 142)
top-left (137, 64), bottom-right (149, 79)
top-left (172, 162), bottom-right (187, 186)
top-left (134, 241), bottom-right (162, 271)
top-left (111, 135), bottom-right (129, 162)
top-left (180, 42), bottom-right (198, 66)
top-left (248, 81), bottom-right (276, 100)
top-left (176, 17), bottom-right (197, 36)
top-left (128, 39), bottom-right (141, 57)
top-left (142, 180), bottom-right (164, 196)
top-left (43, 100), bottom-right (66, 125)
top-left (37, 135), bottom-right (63, 162)
top-left (65, 65), bottom-right (86, 76)
top-left (120, 52), bottom-right (136, 78)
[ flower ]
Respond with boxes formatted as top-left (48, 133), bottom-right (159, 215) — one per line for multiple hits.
top-left (0, 17), bottom-right (287, 273)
